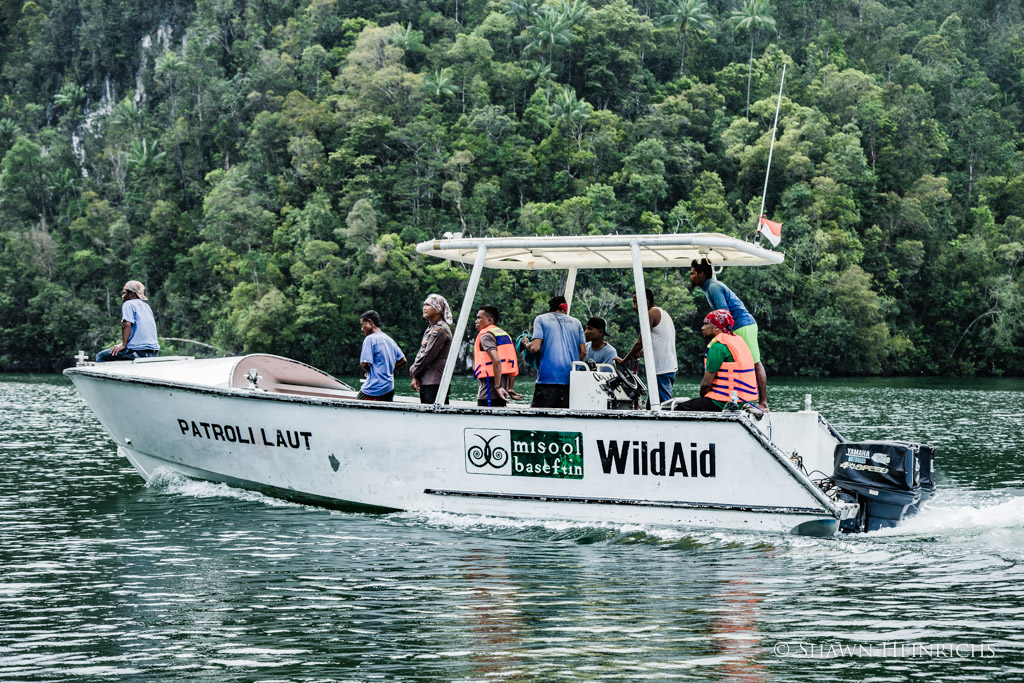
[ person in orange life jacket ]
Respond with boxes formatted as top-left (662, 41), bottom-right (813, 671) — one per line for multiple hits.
top-left (672, 309), bottom-right (758, 412)
top-left (474, 306), bottom-right (522, 407)
top-left (690, 258), bottom-right (768, 411)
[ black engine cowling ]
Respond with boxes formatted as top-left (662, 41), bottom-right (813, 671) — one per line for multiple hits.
top-left (832, 441), bottom-right (936, 532)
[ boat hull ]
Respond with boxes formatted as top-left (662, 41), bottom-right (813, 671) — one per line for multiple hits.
top-left (68, 362), bottom-right (849, 537)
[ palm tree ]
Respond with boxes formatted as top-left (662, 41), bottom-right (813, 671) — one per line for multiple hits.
top-left (556, 0), bottom-right (594, 83)
top-left (502, 0), bottom-right (544, 28)
top-left (424, 68), bottom-right (458, 99)
top-left (526, 8), bottom-right (572, 70)
top-left (730, 0), bottom-right (776, 119)
top-left (387, 23), bottom-right (424, 54)
top-left (53, 82), bottom-right (86, 115)
top-left (660, 0), bottom-right (714, 77)
top-left (549, 86), bottom-right (593, 173)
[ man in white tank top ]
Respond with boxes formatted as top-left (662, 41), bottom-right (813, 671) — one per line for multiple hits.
top-left (616, 288), bottom-right (678, 403)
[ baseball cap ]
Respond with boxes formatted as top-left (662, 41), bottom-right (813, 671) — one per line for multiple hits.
top-left (123, 280), bottom-right (148, 300)
top-left (585, 317), bottom-right (608, 335)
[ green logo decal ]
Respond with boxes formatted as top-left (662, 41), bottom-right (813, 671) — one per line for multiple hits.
top-left (510, 429), bottom-right (584, 479)
top-left (465, 429), bottom-right (584, 479)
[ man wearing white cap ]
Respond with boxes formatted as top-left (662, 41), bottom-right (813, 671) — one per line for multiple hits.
top-left (95, 280), bottom-right (160, 361)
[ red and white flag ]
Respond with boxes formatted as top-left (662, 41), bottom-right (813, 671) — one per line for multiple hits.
top-left (758, 215), bottom-right (782, 246)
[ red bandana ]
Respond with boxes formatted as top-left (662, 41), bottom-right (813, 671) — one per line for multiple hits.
top-left (704, 309), bottom-right (734, 335)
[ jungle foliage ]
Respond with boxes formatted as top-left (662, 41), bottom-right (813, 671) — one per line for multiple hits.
top-left (1, 0), bottom-right (1023, 378)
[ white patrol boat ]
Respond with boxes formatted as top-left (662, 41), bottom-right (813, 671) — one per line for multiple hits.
top-left (65, 234), bottom-right (935, 536)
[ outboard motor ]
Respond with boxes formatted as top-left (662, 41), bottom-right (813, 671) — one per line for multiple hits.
top-left (907, 443), bottom-right (936, 515)
top-left (831, 441), bottom-right (936, 532)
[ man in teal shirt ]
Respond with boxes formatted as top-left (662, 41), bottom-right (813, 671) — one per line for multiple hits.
top-left (690, 259), bottom-right (768, 411)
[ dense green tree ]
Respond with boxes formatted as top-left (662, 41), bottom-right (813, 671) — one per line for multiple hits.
top-left (0, 0), bottom-right (1021, 377)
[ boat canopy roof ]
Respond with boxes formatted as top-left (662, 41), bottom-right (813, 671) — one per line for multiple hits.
top-left (416, 233), bottom-right (783, 270)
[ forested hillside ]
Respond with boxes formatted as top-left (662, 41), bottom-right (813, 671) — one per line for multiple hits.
top-left (1, 0), bottom-right (1023, 376)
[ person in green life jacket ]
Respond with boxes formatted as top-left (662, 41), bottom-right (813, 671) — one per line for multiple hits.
top-left (673, 309), bottom-right (758, 412)
top-left (690, 258), bottom-right (769, 411)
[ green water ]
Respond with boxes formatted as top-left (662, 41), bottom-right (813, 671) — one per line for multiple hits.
top-left (1, 373), bottom-right (1023, 681)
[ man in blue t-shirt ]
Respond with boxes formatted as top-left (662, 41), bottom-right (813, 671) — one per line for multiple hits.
top-left (525, 295), bottom-right (586, 408)
top-left (357, 310), bottom-right (406, 401)
top-left (690, 259), bottom-right (768, 411)
top-left (584, 317), bottom-right (617, 367)
top-left (96, 280), bottom-right (160, 362)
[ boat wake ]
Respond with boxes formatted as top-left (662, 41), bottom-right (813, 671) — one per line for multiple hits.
top-left (868, 489), bottom-right (1024, 537)
top-left (142, 469), bottom-right (1024, 548)
top-left (388, 509), bottom-right (778, 548)
top-left (145, 468), bottom-right (302, 508)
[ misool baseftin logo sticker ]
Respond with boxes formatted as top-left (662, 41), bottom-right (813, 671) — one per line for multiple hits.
top-left (464, 428), bottom-right (583, 479)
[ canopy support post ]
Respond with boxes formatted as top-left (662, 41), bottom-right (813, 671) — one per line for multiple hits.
top-left (436, 245), bottom-right (487, 407)
top-left (630, 241), bottom-right (660, 410)
top-left (564, 266), bottom-right (578, 313)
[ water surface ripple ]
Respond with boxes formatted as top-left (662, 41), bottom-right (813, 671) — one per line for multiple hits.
top-left (1, 375), bottom-right (1022, 681)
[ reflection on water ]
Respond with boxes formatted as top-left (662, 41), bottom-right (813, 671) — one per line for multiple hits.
top-left (1, 374), bottom-right (1023, 681)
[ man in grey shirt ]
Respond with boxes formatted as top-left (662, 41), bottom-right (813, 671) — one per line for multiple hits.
top-left (409, 294), bottom-right (453, 404)
top-left (584, 317), bottom-right (617, 366)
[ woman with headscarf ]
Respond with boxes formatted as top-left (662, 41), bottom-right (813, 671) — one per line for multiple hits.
top-left (672, 309), bottom-right (759, 412)
top-left (409, 294), bottom-right (453, 404)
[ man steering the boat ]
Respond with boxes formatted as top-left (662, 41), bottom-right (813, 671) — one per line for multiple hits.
top-left (95, 280), bottom-right (160, 362)
top-left (474, 306), bottom-right (521, 407)
top-left (673, 309), bottom-right (758, 412)
top-left (357, 310), bottom-right (406, 401)
top-left (524, 295), bottom-right (586, 408)
top-left (690, 258), bottom-right (769, 411)
top-left (616, 288), bottom-right (678, 403)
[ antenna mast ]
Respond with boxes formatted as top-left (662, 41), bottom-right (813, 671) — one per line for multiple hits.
top-left (755, 64), bottom-right (786, 243)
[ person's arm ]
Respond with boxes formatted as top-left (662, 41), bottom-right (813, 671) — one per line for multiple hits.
top-left (700, 343), bottom-right (728, 397)
top-left (526, 316), bottom-right (543, 353)
top-left (410, 328), bottom-right (446, 379)
top-left (396, 355), bottom-right (407, 371)
top-left (698, 371), bottom-right (716, 397)
top-left (620, 309), bottom-right (659, 363)
top-left (578, 343), bottom-right (586, 361)
top-left (486, 347), bottom-right (509, 401)
top-left (111, 320), bottom-right (133, 355)
top-left (359, 337), bottom-right (373, 374)
top-left (618, 335), bottom-right (642, 364)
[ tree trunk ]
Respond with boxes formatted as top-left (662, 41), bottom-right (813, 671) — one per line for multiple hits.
top-left (679, 29), bottom-right (687, 77)
top-left (746, 35), bottom-right (754, 119)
